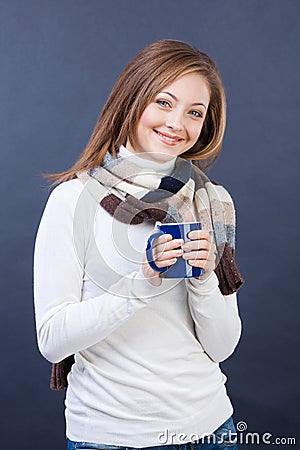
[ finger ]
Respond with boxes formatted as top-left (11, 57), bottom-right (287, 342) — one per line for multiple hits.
top-left (151, 234), bottom-right (173, 254)
top-left (154, 248), bottom-right (184, 262)
top-left (188, 254), bottom-right (216, 273)
top-left (187, 258), bottom-right (216, 272)
top-left (182, 250), bottom-right (209, 260)
top-left (187, 257), bottom-right (215, 269)
top-left (154, 221), bottom-right (162, 231)
top-left (154, 237), bottom-right (184, 252)
top-left (154, 241), bottom-right (184, 262)
top-left (182, 239), bottom-right (211, 252)
top-left (155, 257), bottom-right (178, 268)
top-left (187, 230), bottom-right (212, 241)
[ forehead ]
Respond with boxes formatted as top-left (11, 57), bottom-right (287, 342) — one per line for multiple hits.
top-left (159, 72), bottom-right (210, 104)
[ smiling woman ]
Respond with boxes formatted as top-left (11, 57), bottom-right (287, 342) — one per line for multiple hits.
top-left (44, 39), bottom-right (226, 181)
top-left (33, 39), bottom-right (243, 450)
top-left (126, 73), bottom-right (211, 162)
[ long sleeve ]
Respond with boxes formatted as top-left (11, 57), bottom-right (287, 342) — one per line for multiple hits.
top-left (185, 272), bottom-right (242, 362)
top-left (33, 181), bottom-right (165, 363)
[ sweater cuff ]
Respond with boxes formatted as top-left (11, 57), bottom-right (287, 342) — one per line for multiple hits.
top-left (185, 272), bottom-right (226, 318)
top-left (185, 271), bottom-right (219, 293)
top-left (130, 270), bottom-right (170, 303)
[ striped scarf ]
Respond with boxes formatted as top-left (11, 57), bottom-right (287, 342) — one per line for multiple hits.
top-left (50, 147), bottom-right (244, 390)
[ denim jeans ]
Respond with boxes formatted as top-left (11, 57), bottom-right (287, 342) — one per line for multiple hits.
top-left (67, 416), bottom-right (238, 449)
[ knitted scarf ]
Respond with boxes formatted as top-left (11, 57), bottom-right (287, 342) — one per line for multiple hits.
top-left (50, 147), bottom-right (244, 390)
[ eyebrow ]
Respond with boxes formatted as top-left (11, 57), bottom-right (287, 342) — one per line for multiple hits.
top-left (161, 91), bottom-right (207, 110)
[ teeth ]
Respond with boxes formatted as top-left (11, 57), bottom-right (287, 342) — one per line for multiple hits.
top-left (157, 132), bottom-right (179, 142)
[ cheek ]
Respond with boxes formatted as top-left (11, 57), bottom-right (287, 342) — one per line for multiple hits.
top-left (138, 105), bottom-right (158, 129)
top-left (189, 123), bottom-right (204, 143)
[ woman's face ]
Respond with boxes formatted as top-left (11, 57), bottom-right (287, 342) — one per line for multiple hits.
top-left (126, 72), bottom-right (210, 162)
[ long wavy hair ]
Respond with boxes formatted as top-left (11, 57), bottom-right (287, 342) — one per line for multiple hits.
top-left (46, 39), bottom-right (226, 185)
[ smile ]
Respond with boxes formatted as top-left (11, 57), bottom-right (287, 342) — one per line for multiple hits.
top-left (154, 130), bottom-right (184, 145)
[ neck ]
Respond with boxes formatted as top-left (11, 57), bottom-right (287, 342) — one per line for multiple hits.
top-left (119, 145), bottom-right (176, 176)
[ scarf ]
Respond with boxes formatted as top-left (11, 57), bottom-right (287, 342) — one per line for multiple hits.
top-left (50, 147), bottom-right (244, 390)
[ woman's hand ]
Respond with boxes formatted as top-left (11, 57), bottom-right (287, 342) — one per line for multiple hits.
top-left (142, 231), bottom-right (184, 286)
top-left (142, 227), bottom-right (216, 286)
top-left (182, 230), bottom-right (216, 281)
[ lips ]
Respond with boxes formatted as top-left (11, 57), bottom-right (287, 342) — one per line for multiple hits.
top-left (154, 129), bottom-right (184, 145)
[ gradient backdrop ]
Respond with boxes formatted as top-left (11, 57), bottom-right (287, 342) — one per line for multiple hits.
top-left (1, 1), bottom-right (299, 448)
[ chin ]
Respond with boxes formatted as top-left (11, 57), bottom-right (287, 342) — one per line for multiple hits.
top-left (146, 150), bottom-right (178, 162)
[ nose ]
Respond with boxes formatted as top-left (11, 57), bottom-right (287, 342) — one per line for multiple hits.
top-left (165, 109), bottom-right (184, 131)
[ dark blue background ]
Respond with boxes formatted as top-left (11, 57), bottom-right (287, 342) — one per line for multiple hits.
top-left (1, 1), bottom-right (299, 448)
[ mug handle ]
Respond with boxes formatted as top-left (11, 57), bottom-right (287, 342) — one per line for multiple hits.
top-left (146, 231), bottom-right (169, 273)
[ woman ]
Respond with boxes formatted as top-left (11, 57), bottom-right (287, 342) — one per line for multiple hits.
top-left (34, 39), bottom-right (244, 449)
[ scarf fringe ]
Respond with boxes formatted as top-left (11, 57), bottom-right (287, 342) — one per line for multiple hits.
top-left (214, 243), bottom-right (244, 295)
top-left (50, 355), bottom-right (74, 390)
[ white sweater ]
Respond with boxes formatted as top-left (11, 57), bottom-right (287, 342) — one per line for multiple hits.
top-left (33, 150), bottom-right (242, 447)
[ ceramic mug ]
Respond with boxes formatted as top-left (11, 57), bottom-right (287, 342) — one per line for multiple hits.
top-left (146, 222), bottom-right (203, 278)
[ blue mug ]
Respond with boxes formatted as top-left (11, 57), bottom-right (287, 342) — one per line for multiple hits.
top-left (146, 222), bottom-right (203, 278)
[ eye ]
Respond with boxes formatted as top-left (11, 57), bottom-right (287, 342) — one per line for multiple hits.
top-left (189, 110), bottom-right (203, 118)
top-left (156, 99), bottom-right (171, 108)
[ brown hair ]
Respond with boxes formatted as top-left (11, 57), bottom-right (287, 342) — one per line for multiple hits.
top-left (46, 39), bottom-right (226, 184)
